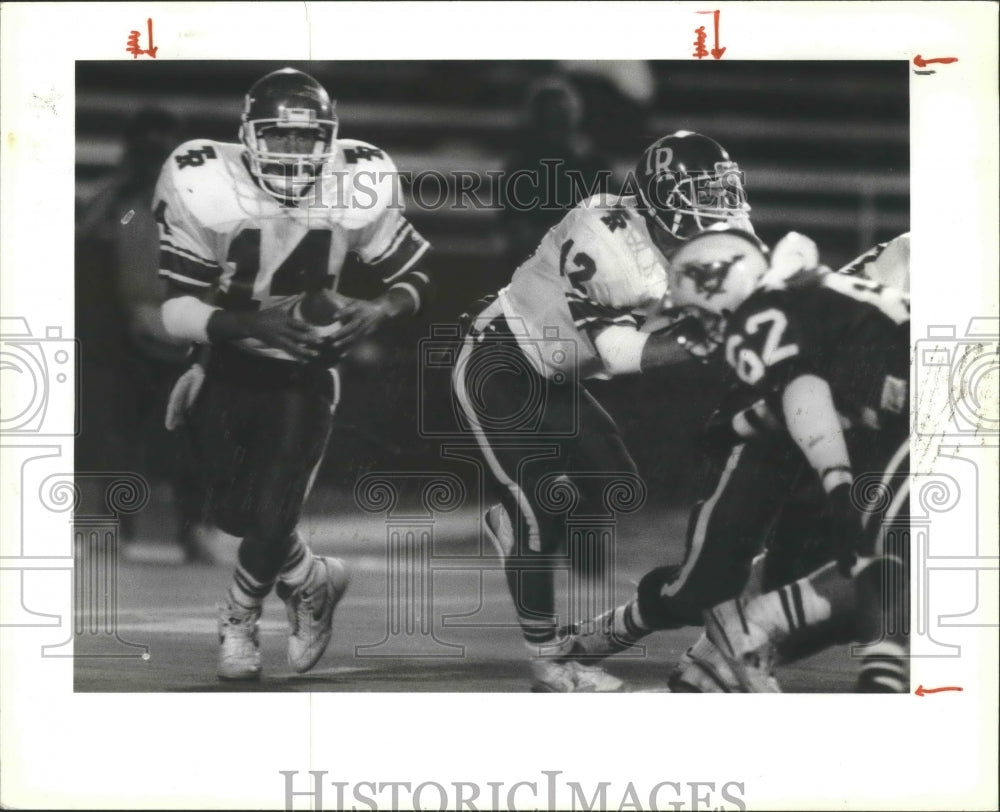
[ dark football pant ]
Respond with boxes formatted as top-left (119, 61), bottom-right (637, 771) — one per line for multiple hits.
top-left (186, 343), bottom-right (335, 581)
top-left (636, 423), bottom-right (910, 659)
top-left (636, 435), bottom-right (810, 628)
top-left (452, 313), bottom-right (637, 647)
top-left (847, 430), bottom-right (911, 663)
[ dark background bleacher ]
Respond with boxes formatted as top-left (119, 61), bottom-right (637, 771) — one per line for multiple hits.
top-left (75, 60), bottom-right (908, 511)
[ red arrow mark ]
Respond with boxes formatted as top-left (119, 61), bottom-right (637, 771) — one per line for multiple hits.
top-left (698, 10), bottom-right (726, 59)
top-left (915, 684), bottom-right (963, 696)
top-left (913, 55), bottom-right (958, 68)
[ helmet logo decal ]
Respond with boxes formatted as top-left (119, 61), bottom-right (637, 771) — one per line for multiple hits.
top-left (646, 146), bottom-right (673, 175)
top-left (678, 255), bottom-right (744, 300)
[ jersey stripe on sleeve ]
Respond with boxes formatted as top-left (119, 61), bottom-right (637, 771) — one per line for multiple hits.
top-left (371, 222), bottom-right (431, 283)
top-left (159, 238), bottom-right (222, 288)
top-left (565, 289), bottom-right (639, 331)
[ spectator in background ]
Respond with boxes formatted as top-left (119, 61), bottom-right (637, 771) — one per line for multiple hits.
top-left (557, 60), bottom-right (656, 154)
top-left (76, 108), bottom-right (215, 563)
top-left (498, 77), bottom-right (613, 268)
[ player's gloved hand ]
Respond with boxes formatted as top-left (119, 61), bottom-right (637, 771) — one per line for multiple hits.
top-left (823, 482), bottom-right (863, 576)
top-left (165, 363), bottom-right (205, 431)
top-left (236, 308), bottom-right (322, 361)
top-left (668, 307), bottom-right (725, 361)
top-left (327, 297), bottom-right (392, 352)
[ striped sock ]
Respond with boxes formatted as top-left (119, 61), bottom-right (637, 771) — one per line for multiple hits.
top-left (599, 597), bottom-right (653, 650)
top-left (277, 533), bottom-right (315, 590)
top-left (746, 579), bottom-right (832, 639)
top-left (857, 639), bottom-right (908, 693)
top-left (227, 562), bottom-right (274, 611)
top-left (619, 599), bottom-right (652, 639)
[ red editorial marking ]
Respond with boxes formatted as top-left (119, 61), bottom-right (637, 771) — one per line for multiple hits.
top-left (694, 10), bottom-right (726, 60)
top-left (915, 684), bottom-right (964, 696)
top-left (126, 18), bottom-right (157, 59)
top-left (913, 55), bottom-right (958, 67)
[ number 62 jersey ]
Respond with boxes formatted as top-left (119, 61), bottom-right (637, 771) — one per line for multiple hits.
top-left (152, 137), bottom-right (430, 360)
top-left (724, 269), bottom-right (910, 432)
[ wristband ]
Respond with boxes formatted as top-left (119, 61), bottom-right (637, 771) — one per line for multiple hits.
top-left (821, 465), bottom-right (853, 493)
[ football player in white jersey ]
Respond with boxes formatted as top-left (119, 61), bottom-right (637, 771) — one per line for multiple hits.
top-left (452, 131), bottom-right (753, 691)
top-left (154, 68), bottom-right (432, 681)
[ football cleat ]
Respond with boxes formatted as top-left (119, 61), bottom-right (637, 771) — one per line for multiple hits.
top-left (217, 601), bottom-right (262, 681)
top-left (530, 656), bottom-right (578, 693)
top-left (529, 657), bottom-right (624, 693)
top-left (668, 634), bottom-right (781, 693)
top-left (529, 637), bottom-right (626, 693)
top-left (278, 556), bottom-right (349, 673)
top-left (704, 599), bottom-right (782, 693)
top-left (571, 661), bottom-right (625, 693)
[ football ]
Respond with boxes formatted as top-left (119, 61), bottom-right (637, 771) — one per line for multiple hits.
top-left (293, 291), bottom-right (342, 338)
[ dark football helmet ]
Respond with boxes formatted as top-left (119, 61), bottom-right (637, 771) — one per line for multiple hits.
top-left (634, 131), bottom-right (752, 241)
top-left (239, 68), bottom-right (338, 201)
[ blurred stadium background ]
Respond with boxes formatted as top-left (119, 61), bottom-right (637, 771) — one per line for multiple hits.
top-left (74, 60), bottom-right (909, 556)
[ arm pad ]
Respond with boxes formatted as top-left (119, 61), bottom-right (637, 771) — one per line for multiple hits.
top-left (594, 325), bottom-right (650, 376)
top-left (781, 373), bottom-right (853, 492)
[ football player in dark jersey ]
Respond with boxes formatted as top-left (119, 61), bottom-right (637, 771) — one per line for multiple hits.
top-left (696, 231), bottom-right (908, 691)
top-left (636, 229), bottom-right (908, 691)
top-left (155, 68), bottom-right (432, 681)
top-left (564, 231), bottom-right (910, 692)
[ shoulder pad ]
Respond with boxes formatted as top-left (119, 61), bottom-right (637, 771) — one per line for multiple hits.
top-left (322, 139), bottom-right (402, 228)
top-left (337, 138), bottom-right (398, 172)
top-left (563, 195), bottom-right (637, 243)
top-left (158, 140), bottom-right (247, 226)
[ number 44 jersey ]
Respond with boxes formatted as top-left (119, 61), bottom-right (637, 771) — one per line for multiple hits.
top-left (153, 138), bottom-right (429, 360)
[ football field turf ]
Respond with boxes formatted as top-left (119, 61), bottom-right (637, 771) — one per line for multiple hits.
top-left (74, 508), bottom-right (857, 693)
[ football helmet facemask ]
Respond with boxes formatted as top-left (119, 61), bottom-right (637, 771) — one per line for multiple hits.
top-left (635, 131), bottom-right (752, 241)
top-left (239, 68), bottom-right (338, 202)
top-left (667, 228), bottom-right (769, 318)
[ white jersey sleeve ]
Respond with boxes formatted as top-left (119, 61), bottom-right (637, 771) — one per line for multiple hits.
top-left (340, 141), bottom-right (430, 281)
top-left (837, 232), bottom-right (910, 293)
top-left (335, 140), bottom-right (431, 310)
top-left (152, 141), bottom-right (225, 290)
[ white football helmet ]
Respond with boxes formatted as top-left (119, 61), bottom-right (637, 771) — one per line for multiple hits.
top-left (667, 228), bottom-right (770, 317)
